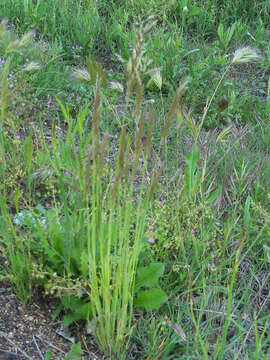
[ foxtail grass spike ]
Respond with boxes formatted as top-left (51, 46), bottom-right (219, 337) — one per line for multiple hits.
top-left (161, 77), bottom-right (189, 142)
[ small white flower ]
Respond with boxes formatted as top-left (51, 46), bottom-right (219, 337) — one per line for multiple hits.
top-left (183, 6), bottom-right (189, 14)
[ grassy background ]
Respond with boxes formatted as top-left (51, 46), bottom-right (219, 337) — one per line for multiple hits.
top-left (0, 1), bottom-right (270, 359)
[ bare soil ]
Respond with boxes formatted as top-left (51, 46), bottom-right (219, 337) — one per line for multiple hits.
top-left (0, 281), bottom-right (103, 360)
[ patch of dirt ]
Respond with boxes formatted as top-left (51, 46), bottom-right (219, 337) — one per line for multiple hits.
top-left (0, 282), bottom-right (103, 360)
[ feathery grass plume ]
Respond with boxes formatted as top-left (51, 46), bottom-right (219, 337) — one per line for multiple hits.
top-left (143, 15), bottom-right (157, 33)
top-left (161, 77), bottom-right (190, 142)
top-left (231, 47), bottom-right (261, 64)
top-left (181, 107), bottom-right (198, 141)
top-left (146, 67), bottom-right (162, 90)
top-left (23, 61), bottom-right (41, 72)
top-left (74, 59), bottom-right (107, 87)
top-left (72, 68), bottom-right (92, 82)
top-left (109, 81), bottom-right (123, 93)
top-left (0, 18), bottom-right (7, 38)
top-left (6, 30), bottom-right (35, 53)
top-left (19, 30), bottom-right (35, 47)
top-left (216, 125), bottom-right (232, 144)
top-left (125, 16), bottom-right (157, 104)
top-left (6, 39), bottom-right (21, 53)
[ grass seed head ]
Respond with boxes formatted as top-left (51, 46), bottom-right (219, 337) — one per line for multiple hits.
top-left (72, 68), bottom-right (92, 82)
top-left (147, 68), bottom-right (162, 90)
top-left (6, 39), bottom-right (21, 53)
top-left (19, 30), bottom-right (35, 47)
top-left (110, 81), bottom-right (124, 93)
top-left (231, 47), bottom-right (261, 64)
top-left (23, 61), bottom-right (41, 72)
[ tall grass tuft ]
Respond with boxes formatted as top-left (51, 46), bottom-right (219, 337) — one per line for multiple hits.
top-left (83, 22), bottom-right (167, 357)
top-left (0, 18), bottom-right (168, 358)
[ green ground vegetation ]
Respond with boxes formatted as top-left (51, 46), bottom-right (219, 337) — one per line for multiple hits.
top-left (0, 1), bottom-right (270, 359)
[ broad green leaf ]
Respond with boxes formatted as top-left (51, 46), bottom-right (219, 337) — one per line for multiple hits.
top-left (185, 144), bottom-right (200, 196)
top-left (61, 295), bottom-right (84, 310)
top-left (189, 7), bottom-right (201, 16)
top-left (135, 262), bottom-right (165, 291)
top-left (227, 23), bottom-right (236, 44)
top-left (134, 288), bottom-right (167, 311)
top-left (63, 302), bottom-right (92, 326)
top-left (65, 343), bottom-right (83, 360)
top-left (218, 24), bottom-right (224, 41)
top-left (52, 303), bottom-right (64, 320)
top-left (44, 351), bottom-right (52, 360)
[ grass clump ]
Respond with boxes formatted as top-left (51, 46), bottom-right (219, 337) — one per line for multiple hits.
top-left (0, 2), bottom-right (270, 359)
